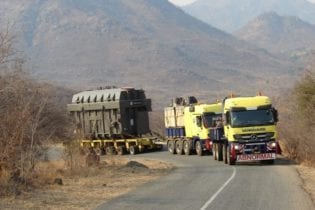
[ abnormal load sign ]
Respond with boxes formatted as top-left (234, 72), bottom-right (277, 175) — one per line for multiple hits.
top-left (237, 153), bottom-right (276, 161)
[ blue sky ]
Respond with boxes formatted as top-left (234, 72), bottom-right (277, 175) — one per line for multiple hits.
top-left (169, 0), bottom-right (315, 6)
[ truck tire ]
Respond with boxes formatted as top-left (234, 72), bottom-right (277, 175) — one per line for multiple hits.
top-left (117, 146), bottom-right (126, 155)
top-left (223, 144), bottom-right (227, 164)
top-left (129, 145), bottom-right (139, 155)
top-left (218, 143), bottom-right (223, 161)
top-left (183, 141), bottom-right (191, 155)
top-left (167, 141), bottom-right (176, 154)
top-left (226, 146), bottom-right (235, 165)
top-left (213, 143), bottom-right (217, 160)
top-left (195, 141), bottom-right (203, 156)
top-left (175, 141), bottom-right (184, 155)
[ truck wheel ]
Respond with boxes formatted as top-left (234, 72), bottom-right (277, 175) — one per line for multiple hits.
top-left (117, 146), bottom-right (126, 155)
top-left (175, 141), bottom-right (184, 155)
top-left (195, 141), bottom-right (203, 156)
top-left (183, 141), bottom-right (191, 155)
top-left (218, 143), bottom-right (223, 161)
top-left (129, 145), bottom-right (139, 155)
top-left (167, 141), bottom-right (176, 154)
top-left (213, 143), bottom-right (217, 160)
top-left (227, 146), bottom-right (235, 165)
top-left (223, 144), bottom-right (227, 164)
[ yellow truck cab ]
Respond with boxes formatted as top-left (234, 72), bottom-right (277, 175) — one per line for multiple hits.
top-left (165, 96), bottom-right (222, 156)
top-left (212, 95), bottom-right (279, 165)
top-left (184, 103), bottom-right (222, 141)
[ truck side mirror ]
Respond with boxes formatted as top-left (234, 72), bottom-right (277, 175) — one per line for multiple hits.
top-left (196, 116), bottom-right (202, 127)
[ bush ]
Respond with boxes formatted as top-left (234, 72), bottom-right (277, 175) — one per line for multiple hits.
top-left (279, 70), bottom-right (315, 165)
top-left (0, 29), bottom-right (76, 195)
top-left (0, 72), bottom-right (74, 195)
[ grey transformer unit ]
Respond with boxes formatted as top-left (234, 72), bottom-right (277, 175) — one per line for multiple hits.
top-left (67, 87), bottom-right (152, 140)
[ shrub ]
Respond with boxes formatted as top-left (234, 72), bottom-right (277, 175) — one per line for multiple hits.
top-left (0, 72), bottom-right (74, 195)
top-left (279, 70), bottom-right (315, 165)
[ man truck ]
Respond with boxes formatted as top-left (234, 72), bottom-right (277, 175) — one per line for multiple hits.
top-left (165, 96), bottom-right (222, 156)
top-left (211, 94), bottom-right (279, 165)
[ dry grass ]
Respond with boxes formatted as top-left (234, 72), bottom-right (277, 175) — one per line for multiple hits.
top-left (297, 164), bottom-right (315, 206)
top-left (0, 156), bottom-right (173, 209)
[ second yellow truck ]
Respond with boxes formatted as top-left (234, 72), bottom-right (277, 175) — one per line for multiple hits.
top-left (165, 96), bottom-right (222, 155)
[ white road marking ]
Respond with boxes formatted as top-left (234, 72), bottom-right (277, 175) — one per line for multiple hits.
top-left (200, 166), bottom-right (236, 210)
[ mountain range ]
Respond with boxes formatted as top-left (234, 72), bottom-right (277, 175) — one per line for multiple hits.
top-left (0, 0), bottom-right (303, 108)
top-left (235, 12), bottom-right (315, 63)
top-left (182, 0), bottom-right (315, 32)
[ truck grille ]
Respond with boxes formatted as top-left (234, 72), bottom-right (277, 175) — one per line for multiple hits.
top-left (234, 132), bottom-right (274, 142)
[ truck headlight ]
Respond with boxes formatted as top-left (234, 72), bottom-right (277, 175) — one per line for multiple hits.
top-left (267, 141), bottom-right (277, 148)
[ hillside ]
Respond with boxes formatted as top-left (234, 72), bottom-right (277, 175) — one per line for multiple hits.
top-left (0, 0), bottom-right (297, 108)
top-left (182, 0), bottom-right (315, 32)
top-left (235, 12), bottom-right (315, 62)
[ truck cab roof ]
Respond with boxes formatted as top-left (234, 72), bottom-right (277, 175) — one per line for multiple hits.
top-left (224, 96), bottom-right (272, 111)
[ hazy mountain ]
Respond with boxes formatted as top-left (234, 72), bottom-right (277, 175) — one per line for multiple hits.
top-left (235, 12), bottom-right (315, 62)
top-left (0, 0), bottom-right (297, 108)
top-left (182, 0), bottom-right (315, 32)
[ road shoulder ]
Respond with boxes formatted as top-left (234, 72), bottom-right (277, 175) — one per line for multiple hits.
top-left (0, 156), bottom-right (173, 209)
top-left (296, 164), bottom-right (315, 207)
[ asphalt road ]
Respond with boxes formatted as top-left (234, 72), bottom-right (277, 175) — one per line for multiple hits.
top-left (96, 149), bottom-right (314, 210)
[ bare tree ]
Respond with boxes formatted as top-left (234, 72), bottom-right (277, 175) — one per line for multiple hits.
top-left (0, 26), bottom-right (15, 65)
top-left (0, 30), bottom-right (74, 195)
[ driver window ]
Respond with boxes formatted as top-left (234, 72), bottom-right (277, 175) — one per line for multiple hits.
top-left (225, 112), bottom-right (231, 125)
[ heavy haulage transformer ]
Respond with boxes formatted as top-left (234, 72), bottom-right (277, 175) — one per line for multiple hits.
top-left (67, 87), bottom-right (162, 155)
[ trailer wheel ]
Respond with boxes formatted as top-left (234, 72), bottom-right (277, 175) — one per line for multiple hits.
top-left (195, 141), bottom-right (203, 156)
top-left (106, 146), bottom-right (116, 155)
top-left (167, 141), bottom-right (176, 154)
top-left (117, 146), bottom-right (126, 155)
top-left (175, 141), bottom-right (183, 155)
top-left (95, 147), bottom-right (102, 156)
top-left (100, 147), bottom-right (106, 155)
top-left (183, 141), bottom-right (191, 155)
top-left (129, 145), bottom-right (139, 155)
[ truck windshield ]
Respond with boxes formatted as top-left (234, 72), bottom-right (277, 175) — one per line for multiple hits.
top-left (230, 109), bottom-right (275, 127)
top-left (203, 113), bottom-right (221, 128)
